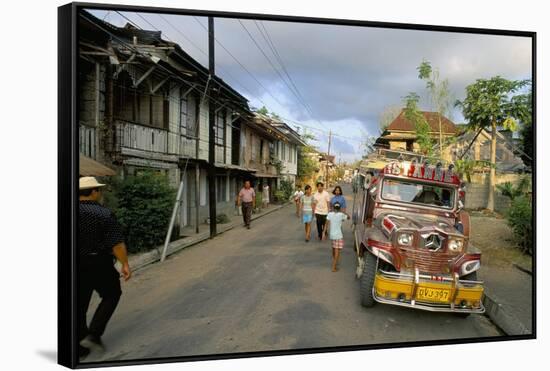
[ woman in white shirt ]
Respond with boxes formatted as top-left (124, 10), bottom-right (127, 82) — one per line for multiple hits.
top-left (293, 185), bottom-right (304, 217)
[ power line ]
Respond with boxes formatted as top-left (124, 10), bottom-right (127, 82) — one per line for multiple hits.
top-left (150, 13), bottom-right (274, 113)
top-left (237, 19), bottom-right (311, 119)
top-left (255, 20), bottom-right (330, 133)
top-left (256, 21), bottom-right (317, 123)
top-left (192, 16), bottom-right (287, 110)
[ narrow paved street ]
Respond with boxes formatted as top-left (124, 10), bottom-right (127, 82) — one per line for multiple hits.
top-left (85, 192), bottom-right (501, 363)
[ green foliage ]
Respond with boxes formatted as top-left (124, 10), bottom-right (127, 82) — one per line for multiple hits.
top-left (110, 171), bottom-right (176, 253)
top-left (455, 77), bottom-right (530, 132)
top-left (403, 92), bottom-right (434, 155)
top-left (255, 106), bottom-right (281, 121)
top-left (271, 157), bottom-right (284, 174)
top-left (297, 131), bottom-right (319, 182)
top-left (274, 179), bottom-right (294, 202)
top-left (216, 214), bottom-right (230, 224)
top-left (256, 106), bottom-right (269, 115)
top-left (417, 60), bottom-right (432, 81)
top-left (417, 59), bottom-right (453, 155)
top-left (454, 159), bottom-right (494, 183)
top-left (513, 89), bottom-right (533, 167)
top-left (454, 159), bottom-right (476, 183)
top-left (497, 177), bottom-right (531, 201)
top-left (506, 196), bottom-right (533, 255)
top-left (279, 179), bottom-right (294, 201)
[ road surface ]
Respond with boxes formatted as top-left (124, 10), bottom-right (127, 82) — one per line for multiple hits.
top-left (83, 189), bottom-right (501, 363)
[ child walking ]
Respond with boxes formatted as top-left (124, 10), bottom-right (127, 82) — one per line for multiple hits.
top-left (300, 185), bottom-right (316, 242)
top-left (323, 202), bottom-right (349, 272)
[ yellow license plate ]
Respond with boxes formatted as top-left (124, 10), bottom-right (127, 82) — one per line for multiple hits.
top-left (416, 287), bottom-right (450, 303)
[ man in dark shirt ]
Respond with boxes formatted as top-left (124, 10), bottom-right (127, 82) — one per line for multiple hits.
top-left (78, 177), bottom-right (131, 359)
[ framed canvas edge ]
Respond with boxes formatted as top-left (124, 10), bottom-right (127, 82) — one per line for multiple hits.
top-left (57, 1), bottom-right (538, 368)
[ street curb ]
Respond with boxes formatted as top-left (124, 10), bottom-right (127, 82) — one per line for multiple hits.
top-left (126, 203), bottom-right (291, 273)
top-left (482, 289), bottom-right (531, 335)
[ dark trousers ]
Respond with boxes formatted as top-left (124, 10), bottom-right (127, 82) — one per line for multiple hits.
top-left (78, 256), bottom-right (122, 341)
top-left (242, 202), bottom-right (253, 226)
top-left (315, 213), bottom-right (327, 239)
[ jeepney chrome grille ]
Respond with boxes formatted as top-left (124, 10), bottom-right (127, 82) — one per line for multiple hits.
top-left (399, 247), bottom-right (453, 274)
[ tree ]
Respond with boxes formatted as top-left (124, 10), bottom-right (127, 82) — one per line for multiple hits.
top-left (513, 89), bottom-right (533, 168)
top-left (256, 106), bottom-right (269, 115)
top-left (455, 76), bottom-right (530, 211)
top-left (417, 59), bottom-right (453, 154)
top-left (403, 92), bottom-right (434, 155)
top-left (297, 131), bottom-right (319, 183)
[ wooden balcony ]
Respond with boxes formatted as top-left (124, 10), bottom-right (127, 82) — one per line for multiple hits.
top-left (115, 121), bottom-right (168, 154)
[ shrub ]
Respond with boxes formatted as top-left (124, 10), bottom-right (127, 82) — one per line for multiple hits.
top-left (497, 177), bottom-right (531, 201)
top-left (279, 179), bottom-right (294, 201)
top-left (217, 214), bottom-right (230, 224)
top-left (506, 196), bottom-right (533, 255)
top-left (109, 171), bottom-right (176, 253)
top-left (273, 190), bottom-right (286, 203)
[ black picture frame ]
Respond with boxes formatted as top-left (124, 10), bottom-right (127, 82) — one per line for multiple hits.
top-left (58, 2), bottom-right (536, 368)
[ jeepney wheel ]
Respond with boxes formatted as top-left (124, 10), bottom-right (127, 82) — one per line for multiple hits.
top-left (454, 271), bottom-right (478, 318)
top-left (360, 252), bottom-right (377, 307)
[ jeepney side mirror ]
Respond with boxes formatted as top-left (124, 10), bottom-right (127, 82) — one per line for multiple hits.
top-left (458, 200), bottom-right (464, 211)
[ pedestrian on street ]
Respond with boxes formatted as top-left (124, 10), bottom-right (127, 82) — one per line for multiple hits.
top-left (300, 185), bottom-right (317, 242)
top-left (237, 180), bottom-right (256, 229)
top-left (313, 181), bottom-right (332, 241)
top-left (323, 202), bottom-right (350, 272)
top-left (78, 177), bottom-right (131, 359)
top-left (293, 185), bottom-right (304, 217)
top-left (330, 185), bottom-right (347, 213)
top-left (262, 183), bottom-right (270, 209)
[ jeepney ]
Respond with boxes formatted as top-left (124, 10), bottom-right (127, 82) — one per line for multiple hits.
top-left (352, 155), bottom-right (484, 315)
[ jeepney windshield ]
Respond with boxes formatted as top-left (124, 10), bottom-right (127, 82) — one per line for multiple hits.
top-left (381, 178), bottom-right (455, 209)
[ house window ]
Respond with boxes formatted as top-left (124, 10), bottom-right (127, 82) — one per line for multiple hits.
top-left (114, 70), bottom-right (169, 129)
top-left (215, 109), bottom-right (225, 146)
top-left (260, 140), bottom-right (264, 163)
top-left (180, 91), bottom-right (198, 137)
top-left (251, 135), bottom-right (257, 161)
top-left (216, 176), bottom-right (227, 202)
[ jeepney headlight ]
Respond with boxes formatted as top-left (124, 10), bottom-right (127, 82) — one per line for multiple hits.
top-left (460, 260), bottom-right (481, 276)
top-left (448, 238), bottom-right (464, 252)
top-left (397, 232), bottom-right (413, 246)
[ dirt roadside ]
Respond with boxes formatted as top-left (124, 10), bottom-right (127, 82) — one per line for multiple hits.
top-left (469, 214), bottom-right (532, 271)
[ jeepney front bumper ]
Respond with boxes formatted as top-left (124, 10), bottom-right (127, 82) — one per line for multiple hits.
top-left (373, 269), bottom-right (485, 313)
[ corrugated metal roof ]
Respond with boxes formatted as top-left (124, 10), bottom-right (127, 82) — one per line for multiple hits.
top-left (80, 154), bottom-right (116, 176)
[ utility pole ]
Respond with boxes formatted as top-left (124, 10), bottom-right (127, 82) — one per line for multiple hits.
top-left (326, 129), bottom-right (332, 186)
top-left (208, 17), bottom-right (217, 238)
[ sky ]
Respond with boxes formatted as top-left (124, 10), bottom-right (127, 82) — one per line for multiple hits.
top-left (88, 9), bottom-right (532, 163)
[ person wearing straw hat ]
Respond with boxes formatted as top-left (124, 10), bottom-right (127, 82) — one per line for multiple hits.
top-left (78, 177), bottom-right (131, 359)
